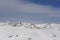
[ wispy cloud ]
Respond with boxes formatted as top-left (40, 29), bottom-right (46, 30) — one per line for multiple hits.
top-left (0, 0), bottom-right (60, 17)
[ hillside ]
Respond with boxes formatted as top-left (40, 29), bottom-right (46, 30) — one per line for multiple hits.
top-left (0, 22), bottom-right (60, 40)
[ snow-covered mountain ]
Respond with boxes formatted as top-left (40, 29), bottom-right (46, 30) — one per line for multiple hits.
top-left (0, 21), bottom-right (60, 40)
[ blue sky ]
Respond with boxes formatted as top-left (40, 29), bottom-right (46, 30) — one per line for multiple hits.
top-left (0, 0), bottom-right (60, 23)
top-left (24, 0), bottom-right (60, 8)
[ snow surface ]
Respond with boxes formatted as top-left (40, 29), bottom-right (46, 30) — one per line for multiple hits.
top-left (0, 22), bottom-right (60, 40)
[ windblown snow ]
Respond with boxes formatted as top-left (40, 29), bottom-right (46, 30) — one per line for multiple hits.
top-left (0, 22), bottom-right (60, 40)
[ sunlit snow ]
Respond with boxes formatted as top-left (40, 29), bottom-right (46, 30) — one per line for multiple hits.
top-left (0, 22), bottom-right (60, 40)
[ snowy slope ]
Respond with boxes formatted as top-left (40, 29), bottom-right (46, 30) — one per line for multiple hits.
top-left (0, 22), bottom-right (60, 40)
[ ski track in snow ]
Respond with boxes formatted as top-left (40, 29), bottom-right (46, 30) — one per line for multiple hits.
top-left (0, 22), bottom-right (60, 40)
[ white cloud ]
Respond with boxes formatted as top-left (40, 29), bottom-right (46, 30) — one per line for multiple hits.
top-left (0, 0), bottom-right (60, 17)
top-left (18, 3), bottom-right (60, 17)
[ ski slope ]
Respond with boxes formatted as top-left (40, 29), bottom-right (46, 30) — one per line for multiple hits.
top-left (0, 22), bottom-right (60, 40)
